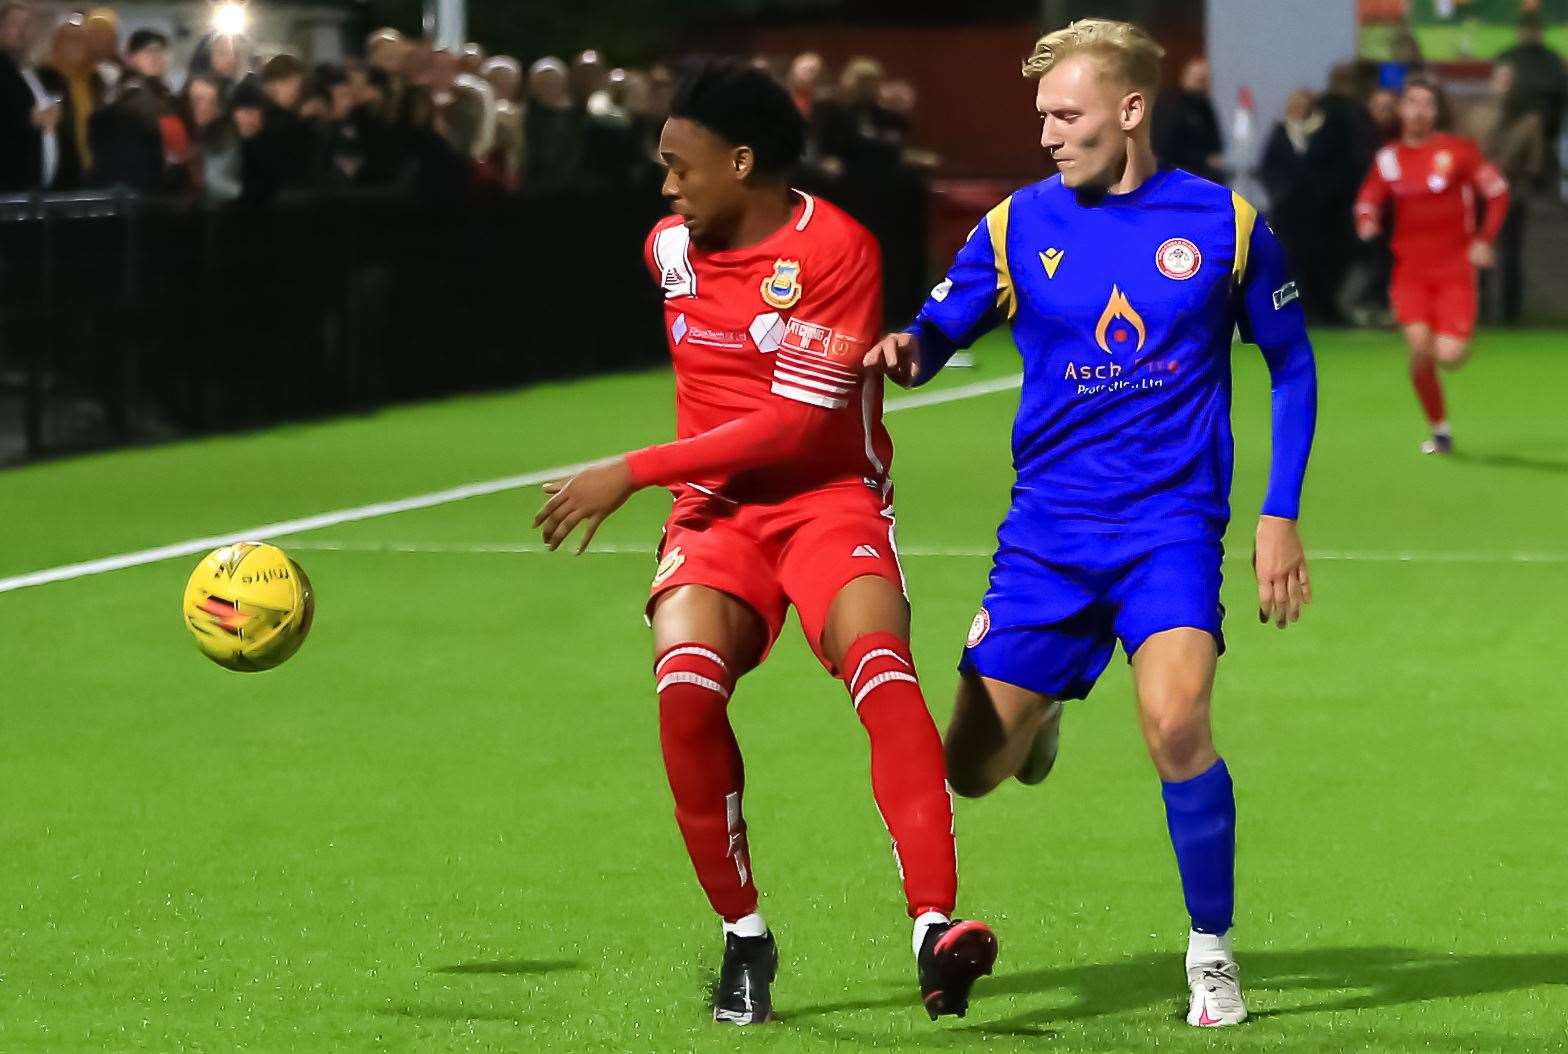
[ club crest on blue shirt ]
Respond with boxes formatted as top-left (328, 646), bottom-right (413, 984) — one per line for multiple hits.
top-left (1095, 285), bottom-right (1147, 355)
top-left (760, 258), bottom-right (803, 309)
top-left (1155, 237), bottom-right (1202, 281)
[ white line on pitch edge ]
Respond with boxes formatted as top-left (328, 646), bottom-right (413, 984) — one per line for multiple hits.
top-left (0, 374), bottom-right (1024, 596)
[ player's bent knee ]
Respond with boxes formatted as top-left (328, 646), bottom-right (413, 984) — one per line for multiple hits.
top-left (651, 586), bottom-right (767, 674)
top-left (821, 574), bottom-right (910, 669)
top-left (1140, 705), bottom-right (1215, 781)
top-left (1434, 338), bottom-right (1469, 368)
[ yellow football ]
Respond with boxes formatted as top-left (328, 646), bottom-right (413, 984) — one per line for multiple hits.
top-left (183, 542), bottom-right (315, 672)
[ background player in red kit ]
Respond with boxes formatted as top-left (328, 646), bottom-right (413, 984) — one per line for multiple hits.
top-left (1355, 76), bottom-right (1509, 455)
top-left (532, 60), bottom-right (996, 1026)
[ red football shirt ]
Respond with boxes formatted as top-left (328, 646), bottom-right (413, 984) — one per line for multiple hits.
top-left (627, 190), bottom-right (893, 504)
top-left (1355, 133), bottom-right (1509, 273)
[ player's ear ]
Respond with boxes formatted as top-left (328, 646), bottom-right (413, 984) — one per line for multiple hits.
top-left (1121, 88), bottom-right (1149, 132)
top-left (732, 145), bottom-right (756, 182)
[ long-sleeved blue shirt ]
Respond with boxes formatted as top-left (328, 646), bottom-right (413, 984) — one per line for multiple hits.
top-left (910, 168), bottom-right (1317, 568)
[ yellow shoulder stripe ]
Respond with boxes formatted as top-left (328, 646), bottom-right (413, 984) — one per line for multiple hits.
top-left (1231, 191), bottom-right (1257, 284)
top-left (984, 196), bottom-right (1017, 320)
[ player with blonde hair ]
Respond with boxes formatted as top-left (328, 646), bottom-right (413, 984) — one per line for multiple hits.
top-left (868, 19), bottom-right (1319, 1027)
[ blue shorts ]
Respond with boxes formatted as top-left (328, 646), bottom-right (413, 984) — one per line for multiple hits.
top-left (958, 539), bottom-right (1226, 701)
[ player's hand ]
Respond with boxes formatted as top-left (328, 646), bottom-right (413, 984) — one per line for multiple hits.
top-left (864, 330), bottom-right (922, 388)
top-left (1468, 239), bottom-right (1496, 269)
top-left (533, 457), bottom-right (636, 555)
top-left (1253, 515), bottom-right (1311, 629)
top-left (1355, 217), bottom-right (1379, 242)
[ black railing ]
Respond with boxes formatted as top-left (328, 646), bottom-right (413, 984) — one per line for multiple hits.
top-left (0, 171), bottom-right (929, 466)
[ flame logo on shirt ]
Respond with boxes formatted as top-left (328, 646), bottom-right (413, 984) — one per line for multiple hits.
top-left (1094, 285), bottom-right (1146, 355)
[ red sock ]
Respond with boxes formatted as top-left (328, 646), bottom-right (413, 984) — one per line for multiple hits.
top-left (1410, 356), bottom-right (1446, 426)
top-left (655, 644), bottom-right (757, 922)
top-left (841, 632), bottom-right (957, 918)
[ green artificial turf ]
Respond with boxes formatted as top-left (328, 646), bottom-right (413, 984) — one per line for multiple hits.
top-left (2, 329), bottom-right (1565, 1051)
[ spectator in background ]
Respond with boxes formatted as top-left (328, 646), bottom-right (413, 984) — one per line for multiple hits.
top-left (570, 48), bottom-right (606, 111)
top-left (458, 42), bottom-right (484, 76)
top-left (430, 47), bottom-right (458, 105)
top-left (401, 38), bottom-right (434, 93)
top-left (876, 78), bottom-right (938, 169)
top-left (525, 56), bottom-right (579, 193)
top-left (366, 27), bottom-right (405, 79)
top-left (438, 72), bottom-right (502, 203)
top-left (235, 54), bottom-right (317, 201)
top-left (180, 71), bottom-right (240, 201)
top-left (1494, 11), bottom-right (1565, 187)
top-left (90, 28), bottom-right (178, 193)
top-left (646, 62), bottom-right (674, 121)
top-left (187, 30), bottom-right (248, 98)
top-left (787, 51), bottom-right (824, 117)
top-left (350, 65), bottom-right (398, 185)
top-left (1153, 56), bottom-right (1223, 183)
top-left (316, 63), bottom-right (366, 186)
top-left (1, 0), bottom-right (65, 192)
top-left (1262, 89), bottom-right (1333, 321)
top-left (815, 56), bottom-right (901, 172)
top-left (1368, 86), bottom-right (1400, 143)
top-left (1390, 24), bottom-right (1425, 68)
top-left (1306, 62), bottom-right (1380, 323)
top-left (49, 15), bottom-right (100, 184)
top-left (481, 54), bottom-right (523, 189)
top-left (259, 53), bottom-right (316, 175)
top-left (1467, 62), bottom-right (1544, 325)
top-left (640, 62), bottom-right (674, 167)
top-left (83, 6), bottom-right (121, 92)
top-left (582, 66), bottom-right (648, 188)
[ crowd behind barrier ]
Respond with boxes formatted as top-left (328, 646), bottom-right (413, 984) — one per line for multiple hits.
top-left (0, 2), bottom-right (935, 463)
top-left (3, 1), bottom-right (1563, 463)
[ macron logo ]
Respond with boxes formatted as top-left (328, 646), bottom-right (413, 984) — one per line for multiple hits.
top-left (851, 545), bottom-right (881, 559)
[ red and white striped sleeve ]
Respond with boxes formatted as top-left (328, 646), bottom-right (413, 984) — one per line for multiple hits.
top-left (767, 232), bottom-right (882, 411)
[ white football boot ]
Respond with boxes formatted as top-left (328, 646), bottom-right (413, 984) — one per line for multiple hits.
top-left (1185, 930), bottom-right (1247, 1027)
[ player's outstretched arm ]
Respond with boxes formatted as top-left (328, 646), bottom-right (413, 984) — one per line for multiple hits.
top-left (877, 197), bottom-right (1017, 388)
top-left (532, 398), bottom-right (839, 554)
top-left (1237, 212), bottom-right (1319, 629)
top-left (534, 456), bottom-right (636, 555)
top-left (864, 330), bottom-right (923, 388)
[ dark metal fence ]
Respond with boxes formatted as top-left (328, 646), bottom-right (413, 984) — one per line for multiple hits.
top-left (0, 171), bottom-right (928, 466)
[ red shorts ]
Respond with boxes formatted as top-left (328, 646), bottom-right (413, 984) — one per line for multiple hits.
top-left (646, 481), bottom-right (907, 673)
top-left (1391, 264), bottom-right (1477, 341)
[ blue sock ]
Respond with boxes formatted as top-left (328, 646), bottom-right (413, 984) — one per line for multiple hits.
top-left (1161, 758), bottom-right (1235, 935)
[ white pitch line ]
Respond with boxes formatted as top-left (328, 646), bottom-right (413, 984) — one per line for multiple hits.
top-left (0, 374), bottom-right (1024, 596)
top-left (281, 539), bottom-right (1568, 564)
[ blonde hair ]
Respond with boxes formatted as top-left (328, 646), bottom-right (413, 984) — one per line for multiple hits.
top-left (1022, 19), bottom-right (1164, 92)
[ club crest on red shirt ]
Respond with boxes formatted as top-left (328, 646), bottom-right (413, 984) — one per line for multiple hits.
top-left (760, 258), bottom-right (804, 309)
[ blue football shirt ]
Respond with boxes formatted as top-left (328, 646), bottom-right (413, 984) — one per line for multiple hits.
top-left (910, 168), bottom-right (1317, 568)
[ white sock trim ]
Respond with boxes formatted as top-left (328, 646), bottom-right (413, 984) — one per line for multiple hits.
top-left (852, 670), bottom-right (919, 710)
top-left (1186, 928), bottom-right (1234, 968)
top-left (723, 912), bottom-right (767, 939)
top-left (849, 647), bottom-right (909, 692)
top-left (656, 646), bottom-right (727, 676)
top-left (912, 910), bottom-right (949, 957)
top-left (655, 671), bottom-right (729, 699)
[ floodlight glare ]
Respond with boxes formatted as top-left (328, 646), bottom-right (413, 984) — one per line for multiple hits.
top-left (212, 2), bottom-right (247, 36)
